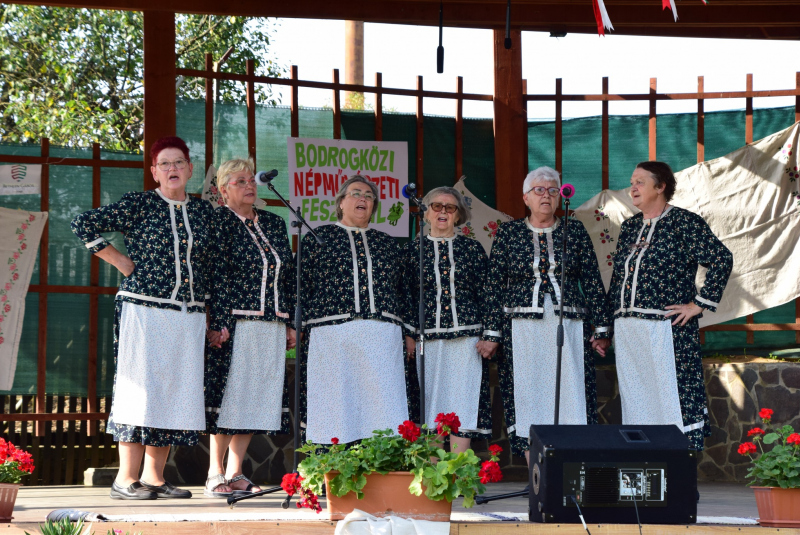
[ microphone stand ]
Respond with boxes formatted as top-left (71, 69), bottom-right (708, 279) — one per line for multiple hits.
top-left (476, 196), bottom-right (573, 506)
top-left (227, 177), bottom-right (324, 508)
top-left (406, 194), bottom-right (428, 427)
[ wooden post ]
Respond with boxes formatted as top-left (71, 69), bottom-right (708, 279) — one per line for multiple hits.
top-left (290, 65), bottom-right (299, 138)
top-left (455, 76), bottom-right (463, 182)
top-left (745, 73), bottom-right (753, 145)
top-left (796, 72), bottom-right (800, 124)
top-left (522, 79), bottom-right (529, 175)
top-left (493, 29), bottom-right (526, 219)
top-left (205, 53), bottom-right (214, 174)
top-left (333, 69), bottom-right (342, 140)
top-left (87, 144), bottom-right (100, 436)
top-left (142, 11), bottom-right (176, 190)
top-left (649, 78), bottom-right (657, 160)
top-left (416, 75), bottom-right (424, 194)
top-left (35, 139), bottom-right (50, 437)
top-left (246, 59), bottom-right (257, 166)
top-left (555, 79), bottom-right (562, 175)
top-left (601, 77), bottom-right (609, 191)
top-left (374, 73), bottom-right (383, 141)
top-left (697, 76), bottom-right (705, 164)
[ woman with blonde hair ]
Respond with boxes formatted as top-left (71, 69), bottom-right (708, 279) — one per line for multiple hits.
top-left (401, 186), bottom-right (493, 453)
top-left (204, 158), bottom-right (295, 497)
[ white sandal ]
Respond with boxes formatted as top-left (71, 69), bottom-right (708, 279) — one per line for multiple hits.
top-left (204, 474), bottom-right (232, 498)
top-left (227, 474), bottom-right (260, 496)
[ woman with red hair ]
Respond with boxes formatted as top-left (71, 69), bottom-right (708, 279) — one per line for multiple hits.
top-left (72, 137), bottom-right (215, 500)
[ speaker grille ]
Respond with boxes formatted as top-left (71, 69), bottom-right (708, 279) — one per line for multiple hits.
top-left (583, 467), bottom-right (618, 505)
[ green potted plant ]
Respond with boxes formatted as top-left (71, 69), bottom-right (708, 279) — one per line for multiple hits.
top-left (738, 407), bottom-right (800, 527)
top-left (0, 437), bottom-right (35, 522)
top-left (281, 412), bottom-right (503, 520)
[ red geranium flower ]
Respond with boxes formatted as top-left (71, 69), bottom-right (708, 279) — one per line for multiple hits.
top-left (434, 412), bottom-right (461, 436)
top-left (737, 442), bottom-right (757, 455)
top-left (759, 408), bottom-right (774, 421)
top-left (488, 444), bottom-right (503, 457)
top-left (398, 420), bottom-right (421, 443)
top-left (747, 428), bottom-right (765, 437)
top-left (331, 437), bottom-right (339, 445)
top-left (479, 460), bottom-right (503, 484)
top-left (280, 472), bottom-right (303, 496)
top-left (787, 433), bottom-right (800, 446)
top-left (297, 487), bottom-right (322, 513)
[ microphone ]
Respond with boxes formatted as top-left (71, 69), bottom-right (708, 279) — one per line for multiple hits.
top-left (402, 183), bottom-right (417, 199)
top-left (255, 169), bottom-right (279, 185)
top-left (560, 183), bottom-right (575, 199)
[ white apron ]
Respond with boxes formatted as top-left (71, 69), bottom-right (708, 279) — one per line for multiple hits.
top-left (614, 316), bottom-right (684, 431)
top-left (511, 296), bottom-right (587, 438)
top-left (217, 320), bottom-right (286, 431)
top-left (111, 301), bottom-right (206, 430)
top-left (416, 336), bottom-right (485, 433)
top-left (307, 319), bottom-right (408, 444)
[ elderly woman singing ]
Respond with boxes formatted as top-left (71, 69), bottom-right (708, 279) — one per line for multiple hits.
top-left (401, 186), bottom-right (492, 453)
top-left (203, 158), bottom-right (295, 497)
top-left (481, 166), bottom-right (612, 462)
top-left (606, 161), bottom-right (732, 451)
top-left (71, 137), bottom-right (212, 499)
top-left (299, 175), bottom-right (408, 445)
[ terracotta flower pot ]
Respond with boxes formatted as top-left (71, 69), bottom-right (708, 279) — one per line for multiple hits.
top-left (0, 483), bottom-right (20, 522)
top-left (324, 471), bottom-right (452, 521)
top-left (752, 486), bottom-right (800, 528)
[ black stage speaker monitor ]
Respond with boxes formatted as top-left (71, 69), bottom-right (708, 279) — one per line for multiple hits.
top-left (529, 425), bottom-right (697, 525)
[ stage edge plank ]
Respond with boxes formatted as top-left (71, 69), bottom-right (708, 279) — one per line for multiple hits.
top-left (2, 523), bottom-right (798, 535)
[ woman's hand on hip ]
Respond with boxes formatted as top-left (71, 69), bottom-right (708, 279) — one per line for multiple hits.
top-left (94, 245), bottom-right (134, 277)
top-left (476, 340), bottom-right (499, 359)
top-left (404, 336), bottom-right (416, 360)
top-left (664, 302), bottom-right (703, 326)
top-left (590, 335), bottom-right (611, 357)
top-left (286, 327), bottom-right (297, 350)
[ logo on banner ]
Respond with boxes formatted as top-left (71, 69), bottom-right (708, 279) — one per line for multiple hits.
top-left (288, 138), bottom-right (409, 237)
top-left (11, 165), bottom-right (27, 182)
top-left (0, 164), bottom-right (41, 195)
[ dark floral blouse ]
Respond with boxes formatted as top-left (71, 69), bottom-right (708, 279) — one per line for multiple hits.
top-left (209, 206), bottom-right (294, 332)
top-left (71, 189), bottom-right (214, 313)
top-left (607, 206), bottom-right (733, 321)
top-left (400, 235), bottom-right (488, 340)
top-left (483, 217), bottom-right (612, 343)
top-left (300, 223), bottom-right (404, 329)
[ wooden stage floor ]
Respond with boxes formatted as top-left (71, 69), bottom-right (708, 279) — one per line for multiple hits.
top-left (2, 481), bottom-right (796, 534)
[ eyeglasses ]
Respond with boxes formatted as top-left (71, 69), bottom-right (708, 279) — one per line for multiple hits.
top-left (155, 159), bottom-right (189, 171)
top-left (347, 191), bottom-right (376, 201)
top-left (527, 186), bottom-right (560, 197)
top-left (229, 178), bottom-right (257, 188)
top-left (429, 202), bottom-right (458, 214)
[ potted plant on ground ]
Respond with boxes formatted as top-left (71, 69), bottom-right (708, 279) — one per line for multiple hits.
top-left (0, 437), bottom-right (35, 522)
top-left (738, 407), bottom-right (800, 528)
top-left (281, 413), bottom-right (503, 520)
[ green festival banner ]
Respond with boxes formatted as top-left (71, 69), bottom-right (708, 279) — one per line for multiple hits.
top-left (287, 138), bottom-right (409, 238)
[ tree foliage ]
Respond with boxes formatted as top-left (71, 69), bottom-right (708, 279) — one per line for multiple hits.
top-left (0, 5), bottom-right (285, 152)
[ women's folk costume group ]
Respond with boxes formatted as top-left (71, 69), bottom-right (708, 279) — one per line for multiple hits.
top-left (71, 135), bottom-right (732, 500)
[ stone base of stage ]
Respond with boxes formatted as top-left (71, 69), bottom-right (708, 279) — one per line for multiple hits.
top-left (0, 481), bottom-right (780, 534)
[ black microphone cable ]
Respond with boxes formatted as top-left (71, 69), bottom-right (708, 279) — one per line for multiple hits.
top-left (569, 495), bottom-right (592, 535)
top-left (623, 475), bottom-right (643, 535)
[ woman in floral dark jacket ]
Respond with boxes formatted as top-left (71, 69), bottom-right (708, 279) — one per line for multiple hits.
top-left (203, 158), bottom-right (295, 498)
top-left (71, 137), bottom-right (212, 500)
top-left (481, 167), bottom-right (612, 461)
top-left (401, 186), bottom-right (493, 454)
top-left (606, 161), bottom-right (732, 451)
top-left (299, 175), bottom-right (408, 446)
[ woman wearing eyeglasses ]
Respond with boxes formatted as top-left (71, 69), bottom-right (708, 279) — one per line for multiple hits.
top-left (606, 162), bottom-right (732, 451)
top-left (203, 158), bottom-right (295, 497)
top-left (481, 166), bottom-right (612, 463)
top-left (71, 137), bottom-right (213, 500)
top-left (299, 175), bottom-right (408, 446)
top-left (400, 186), bottom-right (493, 452)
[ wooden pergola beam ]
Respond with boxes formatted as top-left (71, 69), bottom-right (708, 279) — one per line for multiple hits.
top-left (9, 0), bottom-right (800, 40)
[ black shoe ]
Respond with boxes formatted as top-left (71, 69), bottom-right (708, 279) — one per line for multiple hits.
top-left (110, 481), bottom-right (157, 500)
top-left (140, 480), bottom-right (192, 499)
